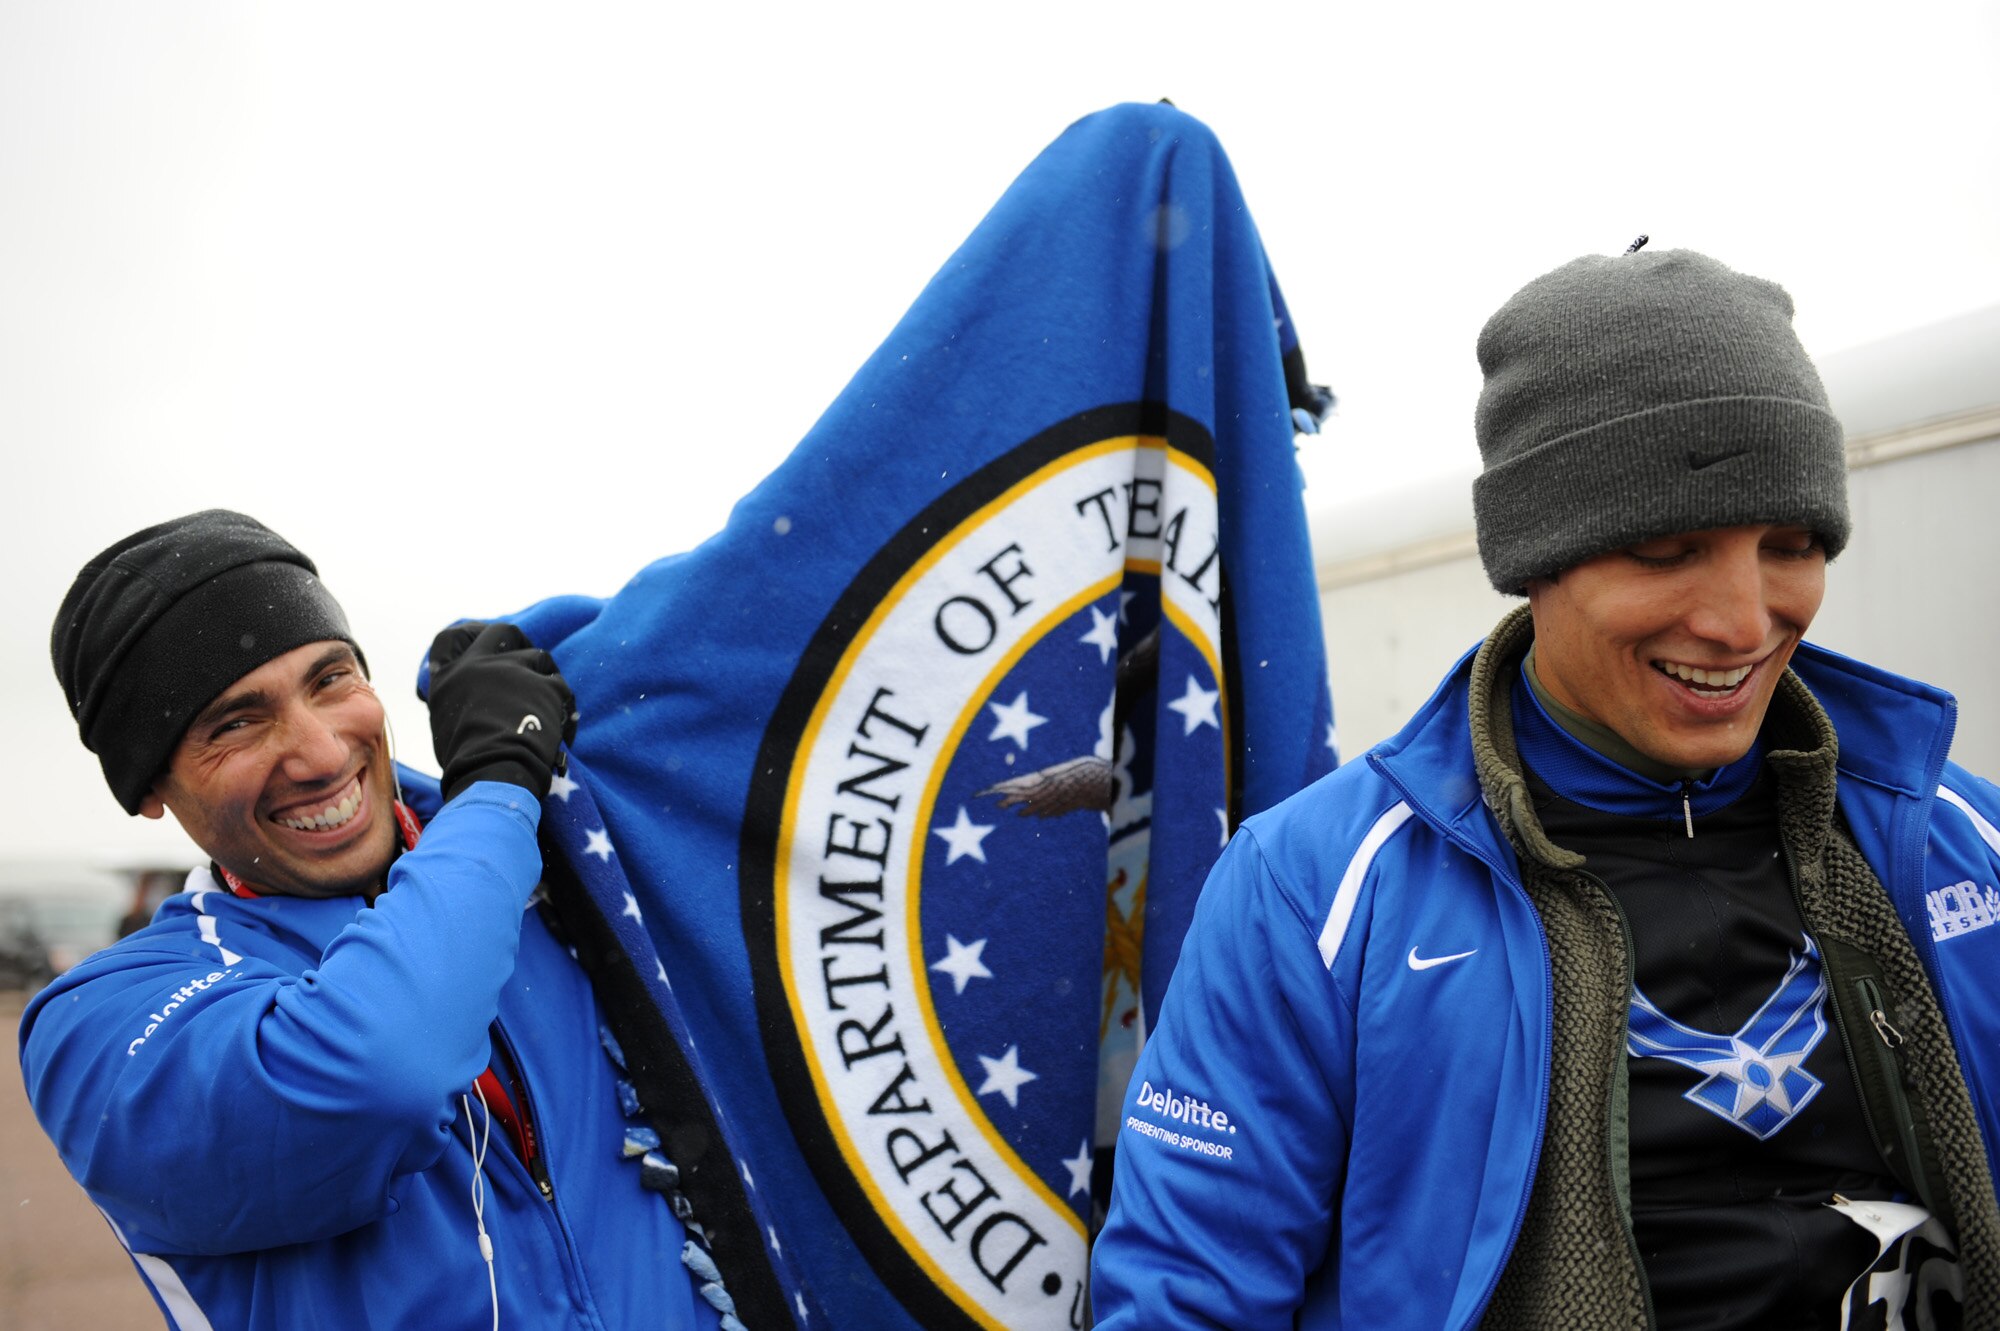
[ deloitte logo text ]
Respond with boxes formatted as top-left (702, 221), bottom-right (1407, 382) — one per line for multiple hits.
top-left (126, 969), bottom-right (233, 1055)
top-left (1133, 1081), bottom-right (1237, 1134)
top-left (1127, 1081), bottom-right (1239, 1163)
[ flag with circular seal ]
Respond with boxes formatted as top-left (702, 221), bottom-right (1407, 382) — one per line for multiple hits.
top-left (470, 101), bottom-right (1337, 1330)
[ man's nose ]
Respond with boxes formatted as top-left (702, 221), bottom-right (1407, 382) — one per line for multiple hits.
top-left (1687, 541), bottom-right (1774, 653)
top-left (277, 705), bottom-right (350, 782)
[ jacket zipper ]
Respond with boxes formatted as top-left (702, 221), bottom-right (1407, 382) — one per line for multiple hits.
top-left (492, 1024), bottom-right (556, 1202)
top-left (1679, 780), bottom-right (1694, 839)
top-left (1777, 839), bottom-right (1884, 1168)
top-left (1854, 974), bottom-right (1932, 1205)
top-left (1819, 953), bottom-right (1900, 1192)
top-left (485, 1014), bottom-right (619, 1329)
top-left (1780, 845), bottom-right (1934, 1212)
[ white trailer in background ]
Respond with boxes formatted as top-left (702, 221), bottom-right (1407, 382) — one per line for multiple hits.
top-left (1311, 305), bottom-right (2000, 776)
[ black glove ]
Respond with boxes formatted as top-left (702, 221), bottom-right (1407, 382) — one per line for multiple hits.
top-left (424, 621), bottom-right (576, 802)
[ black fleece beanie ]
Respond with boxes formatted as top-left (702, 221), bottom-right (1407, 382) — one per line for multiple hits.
top-left (51, 510), bottom-right (362, 814)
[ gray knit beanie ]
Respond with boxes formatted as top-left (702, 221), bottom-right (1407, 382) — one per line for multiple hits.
top-left (52, 510), bottom-right (360, 814)
top-left (1472, 247), bottom-right (1849, 594)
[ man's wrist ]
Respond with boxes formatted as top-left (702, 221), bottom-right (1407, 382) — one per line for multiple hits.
top-left (443, 765), bottom-right (549, 806)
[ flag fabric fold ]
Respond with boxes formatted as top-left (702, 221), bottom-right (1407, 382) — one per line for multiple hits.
top-left (470, 101), bottom-right (1336, 1330)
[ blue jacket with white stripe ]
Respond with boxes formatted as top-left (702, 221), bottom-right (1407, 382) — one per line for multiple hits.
top-left (18, 776), bottom-right (723, 1331)
top-left (1090, 639), bottom-right (2000, 1329)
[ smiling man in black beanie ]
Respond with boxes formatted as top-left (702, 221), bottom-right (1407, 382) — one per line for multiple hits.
top-left (23, 511), bottom-right (733, 1329)
top-left (1093, 246), bottom-right (2000, 1329)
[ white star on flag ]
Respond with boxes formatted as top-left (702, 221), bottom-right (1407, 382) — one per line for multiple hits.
top-left (583, 827), bottom-right (615, 861)
top-left (548, 769), bottom-right (579, 802)
top-left (1215, 808), bottom-right (1231, 848)
top-left (656, 960), bottom-right (669, 985)
top-left (1325, 722), bottom-right (1339, 757)
top-left (622, 892), bottom-right (644, 925)
top-left (1117, 589), bottom-right (1135, 624)
top-left (986, 691), bottom-right (1048, 749)
top-left (768, 1225), bottom-right (782, 1256)
top-left (741, 1161), bottom-right (755, 1190)
top-left (931, 935), bottom-right (994, 995)
top-left (1166, 675), bottom-right (1221, 736)
top-left (975, 1045), bottom-right (1039, 1108)
top-left (933, 806), bottom-right (996, 865)
top-left (1062, 1139), bottom-right (1093, 1198)
top-left (1079, 606), bottom-right (1121, 664)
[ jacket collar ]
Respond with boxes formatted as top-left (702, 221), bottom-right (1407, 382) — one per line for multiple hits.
top-left (1467, 607), bottom-right (1584, 873)
top-left (1513, 659), bottom-right (1766, 819)
top-left (1364, 609), bottom-right (1526, 877)
top-left (1787, 641), bottom-right (1958, 801)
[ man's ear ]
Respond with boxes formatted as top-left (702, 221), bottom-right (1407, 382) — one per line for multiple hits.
top-left (137, 789), bottom-right (168, 821)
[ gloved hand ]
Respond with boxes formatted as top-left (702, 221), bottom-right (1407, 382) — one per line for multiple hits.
top-left (423, 621), bottom-right (576, 802)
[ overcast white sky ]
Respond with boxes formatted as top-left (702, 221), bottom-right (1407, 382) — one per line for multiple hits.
top-left (5, 1), bottom-right (1997, 869)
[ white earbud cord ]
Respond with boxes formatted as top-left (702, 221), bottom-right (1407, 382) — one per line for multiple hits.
top-left (382, 709), bottom-right (402, 805)
top-left (460, 1086), bottom-right (500, 1331)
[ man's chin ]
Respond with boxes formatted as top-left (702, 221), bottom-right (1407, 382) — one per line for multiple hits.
top-left (242, 832), bottom-right (398, 900)
top-left (1639, 724), bottom-right (1762, 774)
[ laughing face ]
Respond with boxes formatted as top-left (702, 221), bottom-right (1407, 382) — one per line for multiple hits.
top-left (1527, 524), bottom-right (1828, 771)
top-left (140, 641), bottom-right (400, 900)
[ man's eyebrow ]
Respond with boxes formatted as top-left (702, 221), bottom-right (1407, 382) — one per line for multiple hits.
top-left (191, 685), bottom-right (272, 732)
top-left (300, 644), bottom-right (359, 683)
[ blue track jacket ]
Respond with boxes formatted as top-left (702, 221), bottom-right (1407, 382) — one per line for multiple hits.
top-left (1091, 642), bottom-right (2000, 1329)
top-left (19, 776), bottom-right (723, 1330)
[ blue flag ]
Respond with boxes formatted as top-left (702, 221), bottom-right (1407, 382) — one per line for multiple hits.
top-left (483, 101), bottom-right (1335, 1331)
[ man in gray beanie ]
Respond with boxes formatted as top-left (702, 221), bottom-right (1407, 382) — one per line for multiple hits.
top-left (1093, 248), bottom-right (2000, 1329)
top-left (22, 511), bottom-right (735, 1329)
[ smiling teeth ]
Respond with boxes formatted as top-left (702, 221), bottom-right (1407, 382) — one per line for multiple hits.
top-left (1657, 661), bottom-right (1753, 690)
top-left (279, 788), bottom-right (361, 831)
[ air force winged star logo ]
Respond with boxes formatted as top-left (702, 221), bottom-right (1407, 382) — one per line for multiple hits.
top-left (750, 411), bottom-right (1229, 1331)
top-left (1626, 935), bottom-right (1830, 1141)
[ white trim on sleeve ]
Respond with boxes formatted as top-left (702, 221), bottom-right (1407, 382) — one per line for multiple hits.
top-left (99, 1209), bottom-right (218, 1331)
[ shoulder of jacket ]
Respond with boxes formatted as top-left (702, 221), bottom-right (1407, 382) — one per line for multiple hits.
top-left (1935, 764), bottom-right (2000, 858)
top-left (1237, 764), bottom-right (1436, 925)
top-left (22, 905), bottom-right (264, 1053)
top-left (79, 901), bottom-right (255, 973)
top-left (132, 870), bottom-right (322, 970)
